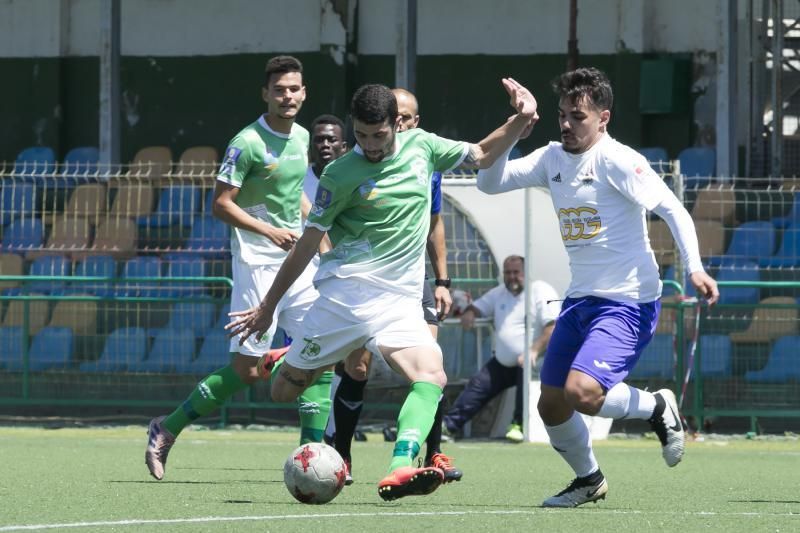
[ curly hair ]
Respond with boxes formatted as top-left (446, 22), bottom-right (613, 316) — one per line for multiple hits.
top-left (350, 84), bottom-right (398, 125)
top-left (264, 55), bottom-right (303, 87)
top-left (551, 67), bottom-right (613, 111)
top-left (310, 114), bottom-right (345, 133)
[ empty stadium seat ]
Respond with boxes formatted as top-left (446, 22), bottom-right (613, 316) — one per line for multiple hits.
top-left (79, 327), bottom-right (148, 372)
top-left (166, 301), bottom-right (216, 337)
top-left (715, 261), bottom-right (760, 306)
top-left (26, 215), bottom-right (91, 260)
top-left (647, 218), bottom-right (675, 267)
top-left (707, 221), bottom-right (776, 267)
top-left (638, 146), bottom-right (670, 174)
top-left (698, 334), bottom-right (732, 377)
top-left (64, 183), bottom-right (107, 222)
top-left (22, 327), bottom-right (74, 371)
top-left (176, 146), bottom-right (218, 181)
top-left (1, 297), bottom-right (50, 335)
top-left (109, 184), bottom-right (155, 218)
top-left (49, 299), bottom-right (98, 336)
top-left (71, 255), bottom-right (117, 297)
top-left (661, 265), bottom-right (690, 298)
top-left (115, 256), bottom-right (163, 298)
top-left (161, 253), bottom-right (206, 296)
top-left (136, 186), bottom-right (200, 228)
top-left (13, 146), bottom-right (57, 180)
top-left (730, 296), bottom-right (798, 344)
top-left (128, 328), bottom-right (196, 373)
top-left (129, 146), bottom-right (173, 180)
top-left (185, 215), bottom-right (230, 257)
top-left (61, 146), bottom-right (99, 188)
top-left (0, 326), bottom-right (26, 370)
top-left (0, 253), bottom-right (24, 291)
top-left (694, 220), bottom-right (726, 259)
top-left (759, 223), bottom-right (800, 268)
top-left (629, 334), bottom-right (673, 379)
top-left (0, 181), bottom-right (36, 226)
top-left (678, 147), bottom-right (715, 189)
top-left (77, 217), bottom-right (137, 261)
top-left (771, 192), bottom-right (800, 229)
top-left (185, 330), bottom-right (230, 374)
top-left (690, 186), bottom-right (736, 225)
top-left (1, 218), bottom-right (44, 251)
top-left (25, 255), bottom-right (71, 294)
top-left (213, 302), bottom-right (231, 330)
top-left (744, 335), bottom-right (800, 383)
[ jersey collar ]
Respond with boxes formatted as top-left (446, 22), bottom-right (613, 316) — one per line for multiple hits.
top-left (353, 133), bottom-right (405, 162)
top-left (258, 114), bottom-right (292, 139)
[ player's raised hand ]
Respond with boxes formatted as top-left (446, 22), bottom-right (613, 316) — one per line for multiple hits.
top-left (226, 305), bottom-right (274, 345)
top-left (689, 271), bottom-right (720, 307)
top-left (502, 78), bottom-right (538, 120)
top-left (266, 227), bottom-right (301, 251)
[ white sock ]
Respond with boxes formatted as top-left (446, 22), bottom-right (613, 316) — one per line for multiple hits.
top-left (597, 383), bottom-right (657, 420)
top-left (323, 373), bottom-right (342, 440)
top-left (545, 412), bottom-right (598, 478)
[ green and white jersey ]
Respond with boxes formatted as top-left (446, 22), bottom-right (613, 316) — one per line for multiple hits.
top-left (217, 115), bottom-right (309, 265)
top-left (307, 128), bottom-right (467, 297)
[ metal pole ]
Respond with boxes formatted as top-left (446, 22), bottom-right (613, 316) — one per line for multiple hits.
top-left (567, 0), bottom-right (579, 71)
top-left (522, 188), bottom-right (534, 441)
top-left (717, 0), bottom-right (737, 178)
top-left (99, 0), bottom-right (121, 167)
top-left (771, 0), bottom-right (783, 177)
top-left (395, 0), bottom-right (417, 91)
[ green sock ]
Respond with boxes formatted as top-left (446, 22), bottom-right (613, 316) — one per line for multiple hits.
top-left (298, 370), bottom-right (333, 444)
top-left (388, 381), bottom-right (443, 472)
top-left (162, 360), bottom-right (249, 436)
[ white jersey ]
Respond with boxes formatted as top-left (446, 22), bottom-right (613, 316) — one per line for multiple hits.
top-left (479, 134), bottom-right (674, 303)
top-left (303, 166), bottom-right (320, 205)
top-left (472, 281), bottom-right (560, 367)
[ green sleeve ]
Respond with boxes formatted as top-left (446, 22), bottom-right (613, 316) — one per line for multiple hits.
top-left (306, 171), bottom-right (349, 230)
top-left (425, 131), bottom-right (468, 173)
top-left (217, 135), bottom-right (253, 187)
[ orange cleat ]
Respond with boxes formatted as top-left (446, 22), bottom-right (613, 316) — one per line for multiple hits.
top-left (377, 466), bottom-right (444, 501)
top-left (256, 346), bottom-right (290, 381)
top-left (426, 452), bottom-right (463, 483)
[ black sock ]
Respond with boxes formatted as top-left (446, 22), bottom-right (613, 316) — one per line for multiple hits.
top-left (333, 372), bottom-right (367, 461)
top-left (424, 396), bottom-right (446, 463)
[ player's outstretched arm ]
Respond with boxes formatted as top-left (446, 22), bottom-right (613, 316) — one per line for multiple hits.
top-left (226, 227), bottom-right (325, 343)
top-left (460, 78), bottom-right (539, 170)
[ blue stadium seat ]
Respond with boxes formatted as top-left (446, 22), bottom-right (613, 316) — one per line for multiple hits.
top-left (185, 215), bottom-right (230, 258)
top-left (72, 254), bottom-right (117, 297)
top-left (162, 253), bottom-right (206, 296)
top-left (744, 335), bottom-right (800, 383)
top-left (184, 330), bottom-right (231, 374)
top-left (638, 146), bottom-right (669, 174)
top-left (24, 327), bottom-right (74, 371)
top-left (128, 328), bottom-right (196, 373)
top-left (758, 223), bottom-right (800, 268)
top-left (630, 334), bottom-right (673, 379)
top-left (1, 218), bottom-right (44, 251)
top-left (14, 146), bottom-right (57, 190)
top-left (0, 326), bottom-right (26, 370)
top-left (0, 181), bottom-right (36, 226)
top-left (136, 186), bottom-right (200, 228)
top-left (214, 303), bottom-right (231, 330)
top-left (204, 187), bottom-right (216, 211)
top-left (166, 301), bottom-right (216, 337)
top-left (26, 255), bottom-right (71, 294)
top-left (79, 327), bottom-right (148, 372)
top-left (715, 261), bottom-right (760, 305)
top-left (661, 265), bottom-right (689, 297)
top-left (698, 334), bottom-right (732, 377)
top-left (114, 256), bottom-right (163, 297)
top-left (707, 221), bottom-right (776, 267)
top-left (61, 146), bottom-right (100, 188)
top-left (678, 147), bottom-right (715, 189)
top-left (772, 192), bottom-right (800, 229)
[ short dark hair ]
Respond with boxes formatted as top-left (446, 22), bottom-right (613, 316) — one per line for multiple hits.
top-left (350, 84), bottom-right (398, 125)
top-left (265, 55), bottom-right (303, 87)
top-left (310, 114), bottom-right (345, 134)
top-left (505, 255), bottom-right (524, 266)
top-left (552, 67), bottom-right (613, 111)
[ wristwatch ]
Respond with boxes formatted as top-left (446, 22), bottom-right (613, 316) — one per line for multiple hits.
top-left (434, 278), bottom-right (451, 288)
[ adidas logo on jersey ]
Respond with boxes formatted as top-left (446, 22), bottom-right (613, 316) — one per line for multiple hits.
top-left (551, 173), bottom-right (562, 183)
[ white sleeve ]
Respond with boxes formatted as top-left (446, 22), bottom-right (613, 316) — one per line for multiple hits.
top-left (605, 152), bottom-right (672, 211)
top-left (471, 285), bottom-right (500, 318)
top-left (477, 145), bottom-right (549, 194)
top-left (651, 194), bottom-right (705, 275)
top-left (533, 281), bottom-right (561, 325)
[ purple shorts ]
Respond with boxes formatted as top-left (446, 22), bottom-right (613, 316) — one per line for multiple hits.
top-left (540, 296), bottom-right (660, 391)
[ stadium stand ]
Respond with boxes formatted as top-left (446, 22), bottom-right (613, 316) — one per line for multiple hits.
top-left (698, 334), bottom-right (733, 377)
top-left (78, 217), bottom-right (138, 260)
top-left (744, 335), bottom-right (800, 383)
top-left (690, 186), bottom-right (736, 225)
top-left (49, 299), bottom-right (98, 336)
top-left (61, 147), bottom-right (100, 188)
top-left (137, 186), bottom-right (200, 228)
top-left (71, 255), bottom-right (117, 297)
top-left (128, 328), bottom-right (195, 373)
top-left (109, 184), bottom-right (155, 219)
top-left (23, 326), bottom-right (74, 371)
top-left (1, 218), bottom-right (44, 251)
top-left (26, 215), bottom-right (91, 260)
top-left (707, 221), bottom-right (776, 267)
top-left (678, 146), bottom-right (715, 188)
top-left (176, 146), bottom-right (218, 181)
top-left (115, 256), bottom-right (163, 298)
top-left (694, 219), bottom-right (727, 258)
top-left (0, 253), bottom-right (23, 291)
top-left (647, 218), bottom-right (675, 267)
top-left (759, 222), bottom-right (800, 268)
top-left (0, 326), bottom-right (26, 370)
top-left (26, 254), bottom-right (71, 294)
top-left (79, 327), bottom-right (148, 373)
top-left (1, 297), bottom-right (50, 335)
top-left (730, 296), bottom-right (798, 344)
top-left (165, 301), bottom-right (216, 338)
top-left (638, 146), bottom-right (670, 174)
top-left (129, 146), bottom-right (173, 180)
top-left (0, 181), bottom-right (35, 225)
top-left (188, 330), bottom-right (231, 374)
top-left (629, 333), bottom-right (673, 379)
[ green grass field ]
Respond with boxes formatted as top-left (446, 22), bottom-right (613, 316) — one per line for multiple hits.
top-left (0, 426), bottom-right (798, 532)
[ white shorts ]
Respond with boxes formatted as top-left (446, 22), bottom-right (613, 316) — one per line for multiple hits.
top-left (229, 259), bottom-right (319, 356)
top-left (284, 278), bottom-right (439, 370)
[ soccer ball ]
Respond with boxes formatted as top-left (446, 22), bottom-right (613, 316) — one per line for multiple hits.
top-left (283, 442), bottom-right (347, 504)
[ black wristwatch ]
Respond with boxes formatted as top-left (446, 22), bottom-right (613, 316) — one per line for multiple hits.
top-left (434, 278), bottom-right (451, 288)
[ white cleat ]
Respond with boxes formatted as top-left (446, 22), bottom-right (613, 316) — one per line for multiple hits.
top-left (542, 474), bottom-right (608, 508)
top-left (145, 416), bottom-right (176, 480)
top-left (649, 388), bottom-right (685, 467)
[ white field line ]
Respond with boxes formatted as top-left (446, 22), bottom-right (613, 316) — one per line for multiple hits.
top-left (1, 509), bottom-right (799, 531)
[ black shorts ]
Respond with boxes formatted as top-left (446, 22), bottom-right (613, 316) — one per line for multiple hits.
top-left (422, 280), bottom-right (439, 325)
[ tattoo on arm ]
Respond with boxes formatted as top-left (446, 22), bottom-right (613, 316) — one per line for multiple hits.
top-left (459, 144), bottom-right (480, 169)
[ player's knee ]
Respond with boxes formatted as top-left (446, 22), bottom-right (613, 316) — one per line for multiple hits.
top-left (231, 353), bottom-right (260, 385)
top-left (563, 382), bottom-right (603, 415)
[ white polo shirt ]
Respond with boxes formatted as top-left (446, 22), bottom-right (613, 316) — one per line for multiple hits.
top-left (472, 280), bottom-right (561, 367)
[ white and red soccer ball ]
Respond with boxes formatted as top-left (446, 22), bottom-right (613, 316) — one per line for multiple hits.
top-left (283, 442), bottom-right (347, 504)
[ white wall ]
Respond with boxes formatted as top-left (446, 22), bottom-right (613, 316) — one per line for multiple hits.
top-left (0, 0), bottom-right (722, 58)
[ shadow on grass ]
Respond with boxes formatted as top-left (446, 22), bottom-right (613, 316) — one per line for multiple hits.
top-left (730, 499), bottom-right (800, 504)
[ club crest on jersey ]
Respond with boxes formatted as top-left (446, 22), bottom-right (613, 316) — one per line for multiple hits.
top-left (359, 179), bottom-right (378, 200)
top-left (315, 186), bottom-right (333, 209)
top-left (263, 147), bottom-right (280, 174)
top-left (219, 147), bottom-right (242, 176)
